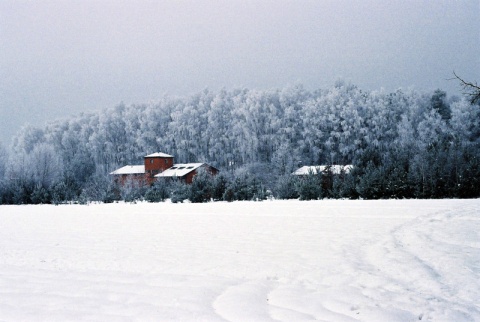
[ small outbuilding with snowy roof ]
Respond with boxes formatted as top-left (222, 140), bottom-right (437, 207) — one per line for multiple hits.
top-left (292, 165), bottom-right (353, 176)
top-left (292, 164), bottom-right (353, 191)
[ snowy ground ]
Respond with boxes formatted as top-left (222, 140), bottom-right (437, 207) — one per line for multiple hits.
top-left (0, 199), bottom-right (479, 321)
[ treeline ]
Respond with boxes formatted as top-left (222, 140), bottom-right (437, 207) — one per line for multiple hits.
top-left (0, 82), bottom-right (479, 204)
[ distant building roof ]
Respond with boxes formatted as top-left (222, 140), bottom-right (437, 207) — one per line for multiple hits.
top-left (292, 165), bottom-right (353, 175)
top-left (110, 165), bottom-right (145, 175)
top-left (144, 152), bottom-right (173, 158)
top-left (154, 163), bottom-right (204, 178)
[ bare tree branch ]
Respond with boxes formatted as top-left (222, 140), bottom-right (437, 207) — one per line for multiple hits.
top-left (452, 71), bottom-right (480, 105)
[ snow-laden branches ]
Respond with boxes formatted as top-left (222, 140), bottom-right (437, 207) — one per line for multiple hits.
top-left (453, 71), bottom-right (480, 105)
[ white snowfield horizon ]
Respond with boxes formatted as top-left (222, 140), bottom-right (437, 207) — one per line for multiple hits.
top-left (0, 199), bottom-right (479, 321)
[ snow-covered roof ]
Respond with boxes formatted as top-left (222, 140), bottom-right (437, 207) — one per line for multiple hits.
top-left (144, 152), bottom-right (173, 158)
top-left (292, 165), bottom-right (353, 175)
top-left (110, 165), bottom-right (145, 175)
top-left (154, 163), bottom-right (204, 178)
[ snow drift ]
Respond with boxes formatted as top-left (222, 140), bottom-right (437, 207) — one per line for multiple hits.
top-left (0, 199), bottom-right (479, 321)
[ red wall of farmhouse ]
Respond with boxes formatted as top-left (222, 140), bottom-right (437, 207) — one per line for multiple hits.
top-left (184, 166), bottom-right (219, 184)
top-left (144, 156), bottom-right (173, 176)
top-left (184, 171), bottom-right (196, 184)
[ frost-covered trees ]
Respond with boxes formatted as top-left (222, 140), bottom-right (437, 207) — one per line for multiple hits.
top-left (296, 170), bottom-right (322, 200)
top-left (0, 143), bottom-right (8, 203)
top-left (1, 83), bottom-right (479, 204)
top-left (144, 179), bottom-right (170, 203)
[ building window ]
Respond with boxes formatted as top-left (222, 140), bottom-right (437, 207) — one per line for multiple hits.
top-left (165, 159), bottom-right (168, 164)
top-left (150, 159), bottom-right (154, 164)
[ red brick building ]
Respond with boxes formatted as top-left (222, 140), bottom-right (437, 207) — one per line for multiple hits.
top-left (110, 152), bottom-right (218, 185)
top-left (144, 152), bottom-right (174, 178)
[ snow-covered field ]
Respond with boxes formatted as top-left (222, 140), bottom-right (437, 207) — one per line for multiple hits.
top-left (0, 199), bottom-right (479, 321)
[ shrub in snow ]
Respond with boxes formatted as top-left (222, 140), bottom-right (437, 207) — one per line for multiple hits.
top-left (211, 174), bottom-right (228, 201)
top-left (274, 174), bottom-right (299, 199)
top-left (31, 184), bottom-right (50, 204)
top-left (170, 180), bottom-right (190, 203)
top-left (145, 180), bottom-right (170, 203)
top-left (79, 175), bottom-right (119, 203)
top-left (295, 170), bottom-right (322, 200)
top-left (222, 173), bottom-right (267, 201)
top-left (119, 177), bottom-right (146, 202)
top-left (331, 172), bottom-right (358, 199)
top-left (188, 168), bottom-right (214, 203)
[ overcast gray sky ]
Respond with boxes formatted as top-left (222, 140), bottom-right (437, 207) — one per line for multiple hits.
top-left (1, 0), bottom-right (479, 144)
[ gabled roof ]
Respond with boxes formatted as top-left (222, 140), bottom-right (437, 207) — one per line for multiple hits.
top-left (154, 163), bottom-right (204, 178)
top-left (292, 165), bottom-right (353, 175)
top-left (110, 165), bottom-right (145, 175)
top-left (144, 152), bottom-right (173, 158)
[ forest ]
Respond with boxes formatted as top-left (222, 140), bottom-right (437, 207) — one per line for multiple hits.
top-left (0, 81), bottom-right (479, 204)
